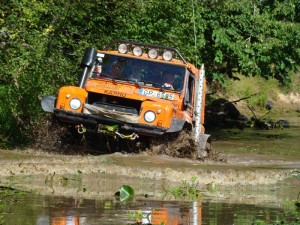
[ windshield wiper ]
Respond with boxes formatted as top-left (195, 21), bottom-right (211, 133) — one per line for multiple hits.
top-left (139, 80), bottom-right (166, 92)
top-left (139, 80), bottom-right (164, 90)
top-left (116, 78), bottom-right (142, 88)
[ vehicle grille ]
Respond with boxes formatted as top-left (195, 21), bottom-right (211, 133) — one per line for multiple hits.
top-left (87, 92), bottom-right (141, 115)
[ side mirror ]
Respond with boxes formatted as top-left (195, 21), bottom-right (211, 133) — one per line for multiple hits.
top-left (79, 47), bottom-right (97, 88)
top-left (81, 47), bottom-right (97, 68)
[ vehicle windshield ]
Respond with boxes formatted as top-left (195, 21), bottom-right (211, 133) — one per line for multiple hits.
top-left (91, 54), bottom-right (186, 92)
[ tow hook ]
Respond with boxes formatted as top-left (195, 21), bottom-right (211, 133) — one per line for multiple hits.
top-left (115, 132), bottom-right (139, 140)
top-left (75, 124), bottom-right (86, 134)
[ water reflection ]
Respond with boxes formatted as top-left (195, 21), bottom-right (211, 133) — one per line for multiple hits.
top-left (0, 192), bottom-right (298, 225)
top-left (136, 201), bottom-right (201, 225)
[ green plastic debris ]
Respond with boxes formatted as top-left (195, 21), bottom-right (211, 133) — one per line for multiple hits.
top-left (115, 185), bottom-right (135, 203)
top-left (120, 185), bottom-right (134, 198)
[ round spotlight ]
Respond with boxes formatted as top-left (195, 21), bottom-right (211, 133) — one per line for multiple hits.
top-left (133, 46), bottom-right (143, 56)
top-left (118, 44), bottom-right (128, 54)
top-left (148, 48), bottom-right (158, 59)
top-left (144, 111), bottom-right (156, 123)
top-left (69, 98), bottom-right (81, 110)
top-left (162, 51), bottom-right (173, 61)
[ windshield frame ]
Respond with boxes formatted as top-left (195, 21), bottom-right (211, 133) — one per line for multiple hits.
top-left (91, 53), bottom-right (187, 92)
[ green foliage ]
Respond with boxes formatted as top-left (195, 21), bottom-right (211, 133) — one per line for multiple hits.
top-left (128, 209), bottom-right (151, 225)
top-left (0, 0), bottom-right (299, 147)
top-left (0, 186), bottom-right (28, 224)
top-left (129, 209), bottom-right (144, 222)
top-left (252, 197), bottom-right (300, 224)
top-left (283, 197), bottom-right (300, 219)
top-left (201, 0), bottom-right (300, 84)
top-left (162, 176), bottom-right (202, 200)
top-left (225, 74), bottom-right (281, 113)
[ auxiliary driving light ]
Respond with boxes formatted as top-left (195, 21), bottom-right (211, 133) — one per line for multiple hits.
top-left (118, 44), bottom-right (128, 54)
top-left (162, 50), bottom-right (173, 61)
top-left (148, 48), bottom-right (158, 59)
top-left (133, 46), bottom-right (143, 56)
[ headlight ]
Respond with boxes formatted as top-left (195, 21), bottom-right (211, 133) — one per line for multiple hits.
top-left (144, 110), bottom-right (156, 123)
top-left (69, 98), bottom-right (81, 110)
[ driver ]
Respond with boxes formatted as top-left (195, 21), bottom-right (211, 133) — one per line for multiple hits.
top-left (111, 62), bottom-right (122, 78)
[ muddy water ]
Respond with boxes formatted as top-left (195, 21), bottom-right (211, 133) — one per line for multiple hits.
top-left (1, 191), bottom-right (299, 225)
top-left (0, 174), bottom-right (299, 225)
top-left (0, 126), bottom-right (299, 224)
top-left (211, 126), bottom-right (300, 159)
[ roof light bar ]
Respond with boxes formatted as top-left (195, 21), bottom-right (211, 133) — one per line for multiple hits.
top-left (105, 40), bottom-right (188, 64)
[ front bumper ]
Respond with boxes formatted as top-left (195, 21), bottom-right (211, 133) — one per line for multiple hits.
top-left (54, 109), bottom-right (167, 136)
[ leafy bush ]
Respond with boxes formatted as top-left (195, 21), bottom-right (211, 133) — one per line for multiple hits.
top-left (0, 0), bottom-right (299, 147)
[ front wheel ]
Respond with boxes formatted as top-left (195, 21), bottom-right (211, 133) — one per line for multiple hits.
top-left (144, 130), bottom-right (198, 159)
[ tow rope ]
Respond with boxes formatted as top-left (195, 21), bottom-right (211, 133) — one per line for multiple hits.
top-left (115, 132), bottom-right (139, 140)
top-left (97, 124), bottom-right (139, 140)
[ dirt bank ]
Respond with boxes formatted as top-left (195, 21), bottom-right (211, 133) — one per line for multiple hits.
top-left (0, 147), bottom-right (299, 207)
top-left (0, 148), bottom-right (298, 187)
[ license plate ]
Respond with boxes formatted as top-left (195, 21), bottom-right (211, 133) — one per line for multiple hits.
top-left (138, 88), bottom-right (174, 100)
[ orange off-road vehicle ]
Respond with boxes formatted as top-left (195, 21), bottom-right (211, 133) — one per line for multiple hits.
top-left (42, 40), bottom-right (209, 156)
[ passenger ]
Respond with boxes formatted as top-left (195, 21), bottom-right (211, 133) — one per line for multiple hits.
top-left (92, 65), bottom-right (102, 78)
top-left (162, 70), bottom-right (175, 90)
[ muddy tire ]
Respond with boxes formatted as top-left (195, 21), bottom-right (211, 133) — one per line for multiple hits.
top-left (83, 132), bottom-right (140, 154)
top-left (145, 130), bottom-right (223, 161)
top-left (32, 116), bottom-right (84, 153)
top-left (146, 130), bottom-right (199, 159)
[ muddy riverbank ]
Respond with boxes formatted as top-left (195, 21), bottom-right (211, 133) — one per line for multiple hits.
top-left (0, 148), bottom-right (298, 185)
top-left (0, 147), bottom-right (299, 201)
top-left (1, 126), bottom-right (299, 210)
